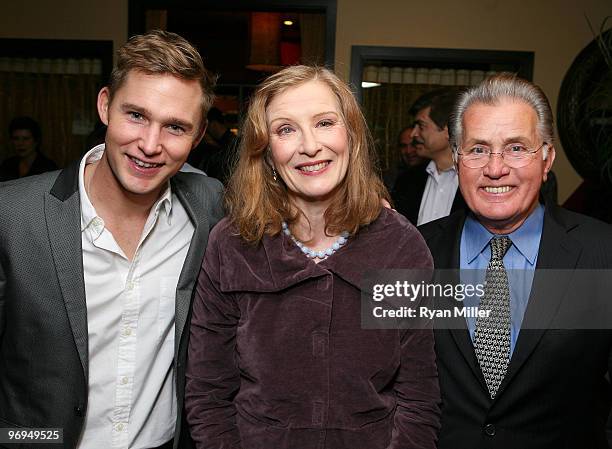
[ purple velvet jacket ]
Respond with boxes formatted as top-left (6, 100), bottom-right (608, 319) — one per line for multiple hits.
top-left (185, 208), bottom-right (440, 449)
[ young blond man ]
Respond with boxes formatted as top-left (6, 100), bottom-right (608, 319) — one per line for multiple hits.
top-left (0, 30), bottom-right (223, 449)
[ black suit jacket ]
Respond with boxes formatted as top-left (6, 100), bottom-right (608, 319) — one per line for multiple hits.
top-left (391, 163), bottom-right (466, 225)
top-left (419, 205), bottom-right (612, 449)
top-left (0, 159), bottom-right (224, 448)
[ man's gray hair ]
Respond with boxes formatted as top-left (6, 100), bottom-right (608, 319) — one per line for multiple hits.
top-left (449, 73), bottom-right (554, 159)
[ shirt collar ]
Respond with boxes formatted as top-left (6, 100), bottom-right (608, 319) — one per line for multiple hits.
top-left (463, 203), bottom-right (545, 265)
top-left (155, 184), bottom-right (173, 224)
top-left (79, 144), bottom-right (173, 234)
top-left (425, 159), bottom-right (456, 180)
top-left (79, 145), bottom-right (104, 233)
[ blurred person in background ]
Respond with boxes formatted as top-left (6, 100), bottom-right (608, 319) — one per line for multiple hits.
top-left (391, 89), bottom-right (466, 225)
top-left (384, 124), bottom-right (426, 190)
top-left (187, 107), bottom-right (238, 184)
top-left (0, 116), bottom-right (57, 181)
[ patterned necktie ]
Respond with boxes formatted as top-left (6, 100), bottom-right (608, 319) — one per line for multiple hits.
top-left (474, 236), bottom-right (512, 399)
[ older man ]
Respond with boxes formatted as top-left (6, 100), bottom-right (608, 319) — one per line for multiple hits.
top-left (419, 73), bottom-right (612, 449)
top-left (0, 31), bottom-right (223, 449)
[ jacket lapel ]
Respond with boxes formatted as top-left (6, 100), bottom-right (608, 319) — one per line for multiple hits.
top-left (450, 187), bottom-right (467, 214)
top-left (440, 213), bottom-right (487, 388)
top-left (171, 175), bottom-right (212, 357)
top-left (422, 212), bottom-right (488, 387)
top-left (497, 206), bottom-right (582, 395)
top-left (46, 161), bottom-right (89, 380)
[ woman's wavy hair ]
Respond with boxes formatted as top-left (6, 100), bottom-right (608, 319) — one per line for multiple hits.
top-left (226, 65), bottom-right (388, 243)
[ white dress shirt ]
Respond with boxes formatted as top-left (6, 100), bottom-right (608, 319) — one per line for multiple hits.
top-left (77, 145), bottom-right (194, 449)
top-left (417, 160), bottom-right (459, 226)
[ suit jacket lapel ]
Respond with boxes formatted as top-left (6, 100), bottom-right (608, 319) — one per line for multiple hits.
top-left (497, 205), bottom-right (582, 396)
top-left (171, 175), bottom-right (211, 357)
top-left (426, 212), bottom-right (488, 388)
top-left (451, 187), bottom-right (467, 214)
top-left (46, 161), bottom-right (89, 380)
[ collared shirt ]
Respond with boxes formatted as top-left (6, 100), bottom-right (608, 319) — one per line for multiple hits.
top-left (417, 160), bottom-right (458, 226)
top-left (459, 204), bottom-right (544, 355)
top-left (77, 145), bottom-right (194, 449)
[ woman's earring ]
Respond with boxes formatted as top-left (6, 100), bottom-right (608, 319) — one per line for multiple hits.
top-left (272, 167), bottom-right (278, 181)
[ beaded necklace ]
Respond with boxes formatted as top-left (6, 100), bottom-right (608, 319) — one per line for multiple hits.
top-left (282, 221), bottom-right (349, 260)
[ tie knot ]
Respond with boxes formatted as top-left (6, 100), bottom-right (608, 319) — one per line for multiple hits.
top-left (490, 236), bottom-right (512, 262)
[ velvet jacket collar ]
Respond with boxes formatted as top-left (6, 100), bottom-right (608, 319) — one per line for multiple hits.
top-left (215, 208), bottom-right (430, 293)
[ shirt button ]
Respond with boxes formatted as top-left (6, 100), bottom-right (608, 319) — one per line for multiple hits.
top-left (484, 423), bottom-right (496, 436)
top-left (116, 423), bottom-right (124, 432)
top-left (126, 281), bottom-right (135, 291)
top-left (121, 377), bottom-right (129, 385)
top-left (123, 327), bottom-right (132, 336)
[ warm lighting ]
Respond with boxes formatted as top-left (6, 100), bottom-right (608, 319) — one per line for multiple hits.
top-left (283, 20), bottom-right (293, 26)
top-left (247, 12), bottom-right (282, 72)
top-left (361, 82), bottom-right (381, 88)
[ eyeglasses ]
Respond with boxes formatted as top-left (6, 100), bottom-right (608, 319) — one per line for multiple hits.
top-left (456, 142), bottom-right (548, 169)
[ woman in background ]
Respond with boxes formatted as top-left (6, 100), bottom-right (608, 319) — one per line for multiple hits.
top-left (185, 65), bottom-right (440, 449)
top-left (0, 116), bottom-right (57, 181)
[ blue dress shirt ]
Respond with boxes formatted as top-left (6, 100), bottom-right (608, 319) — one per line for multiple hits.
top-left (460, 204), bottom-right (545, 355)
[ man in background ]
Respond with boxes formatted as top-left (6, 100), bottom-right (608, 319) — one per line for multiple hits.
top-left (384, 125), bottom-right (425, 190)
top-left (187, 106), bottom-right (238, 184)
top-left (392, 88), bottom-right (466, 225)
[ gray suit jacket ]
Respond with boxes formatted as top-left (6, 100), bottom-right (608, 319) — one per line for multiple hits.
top-left (0, 159), bottom-right (224, 448)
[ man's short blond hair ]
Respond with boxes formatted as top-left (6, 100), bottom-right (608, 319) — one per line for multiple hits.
top-left (109, 30), bottom-right (216, 129)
